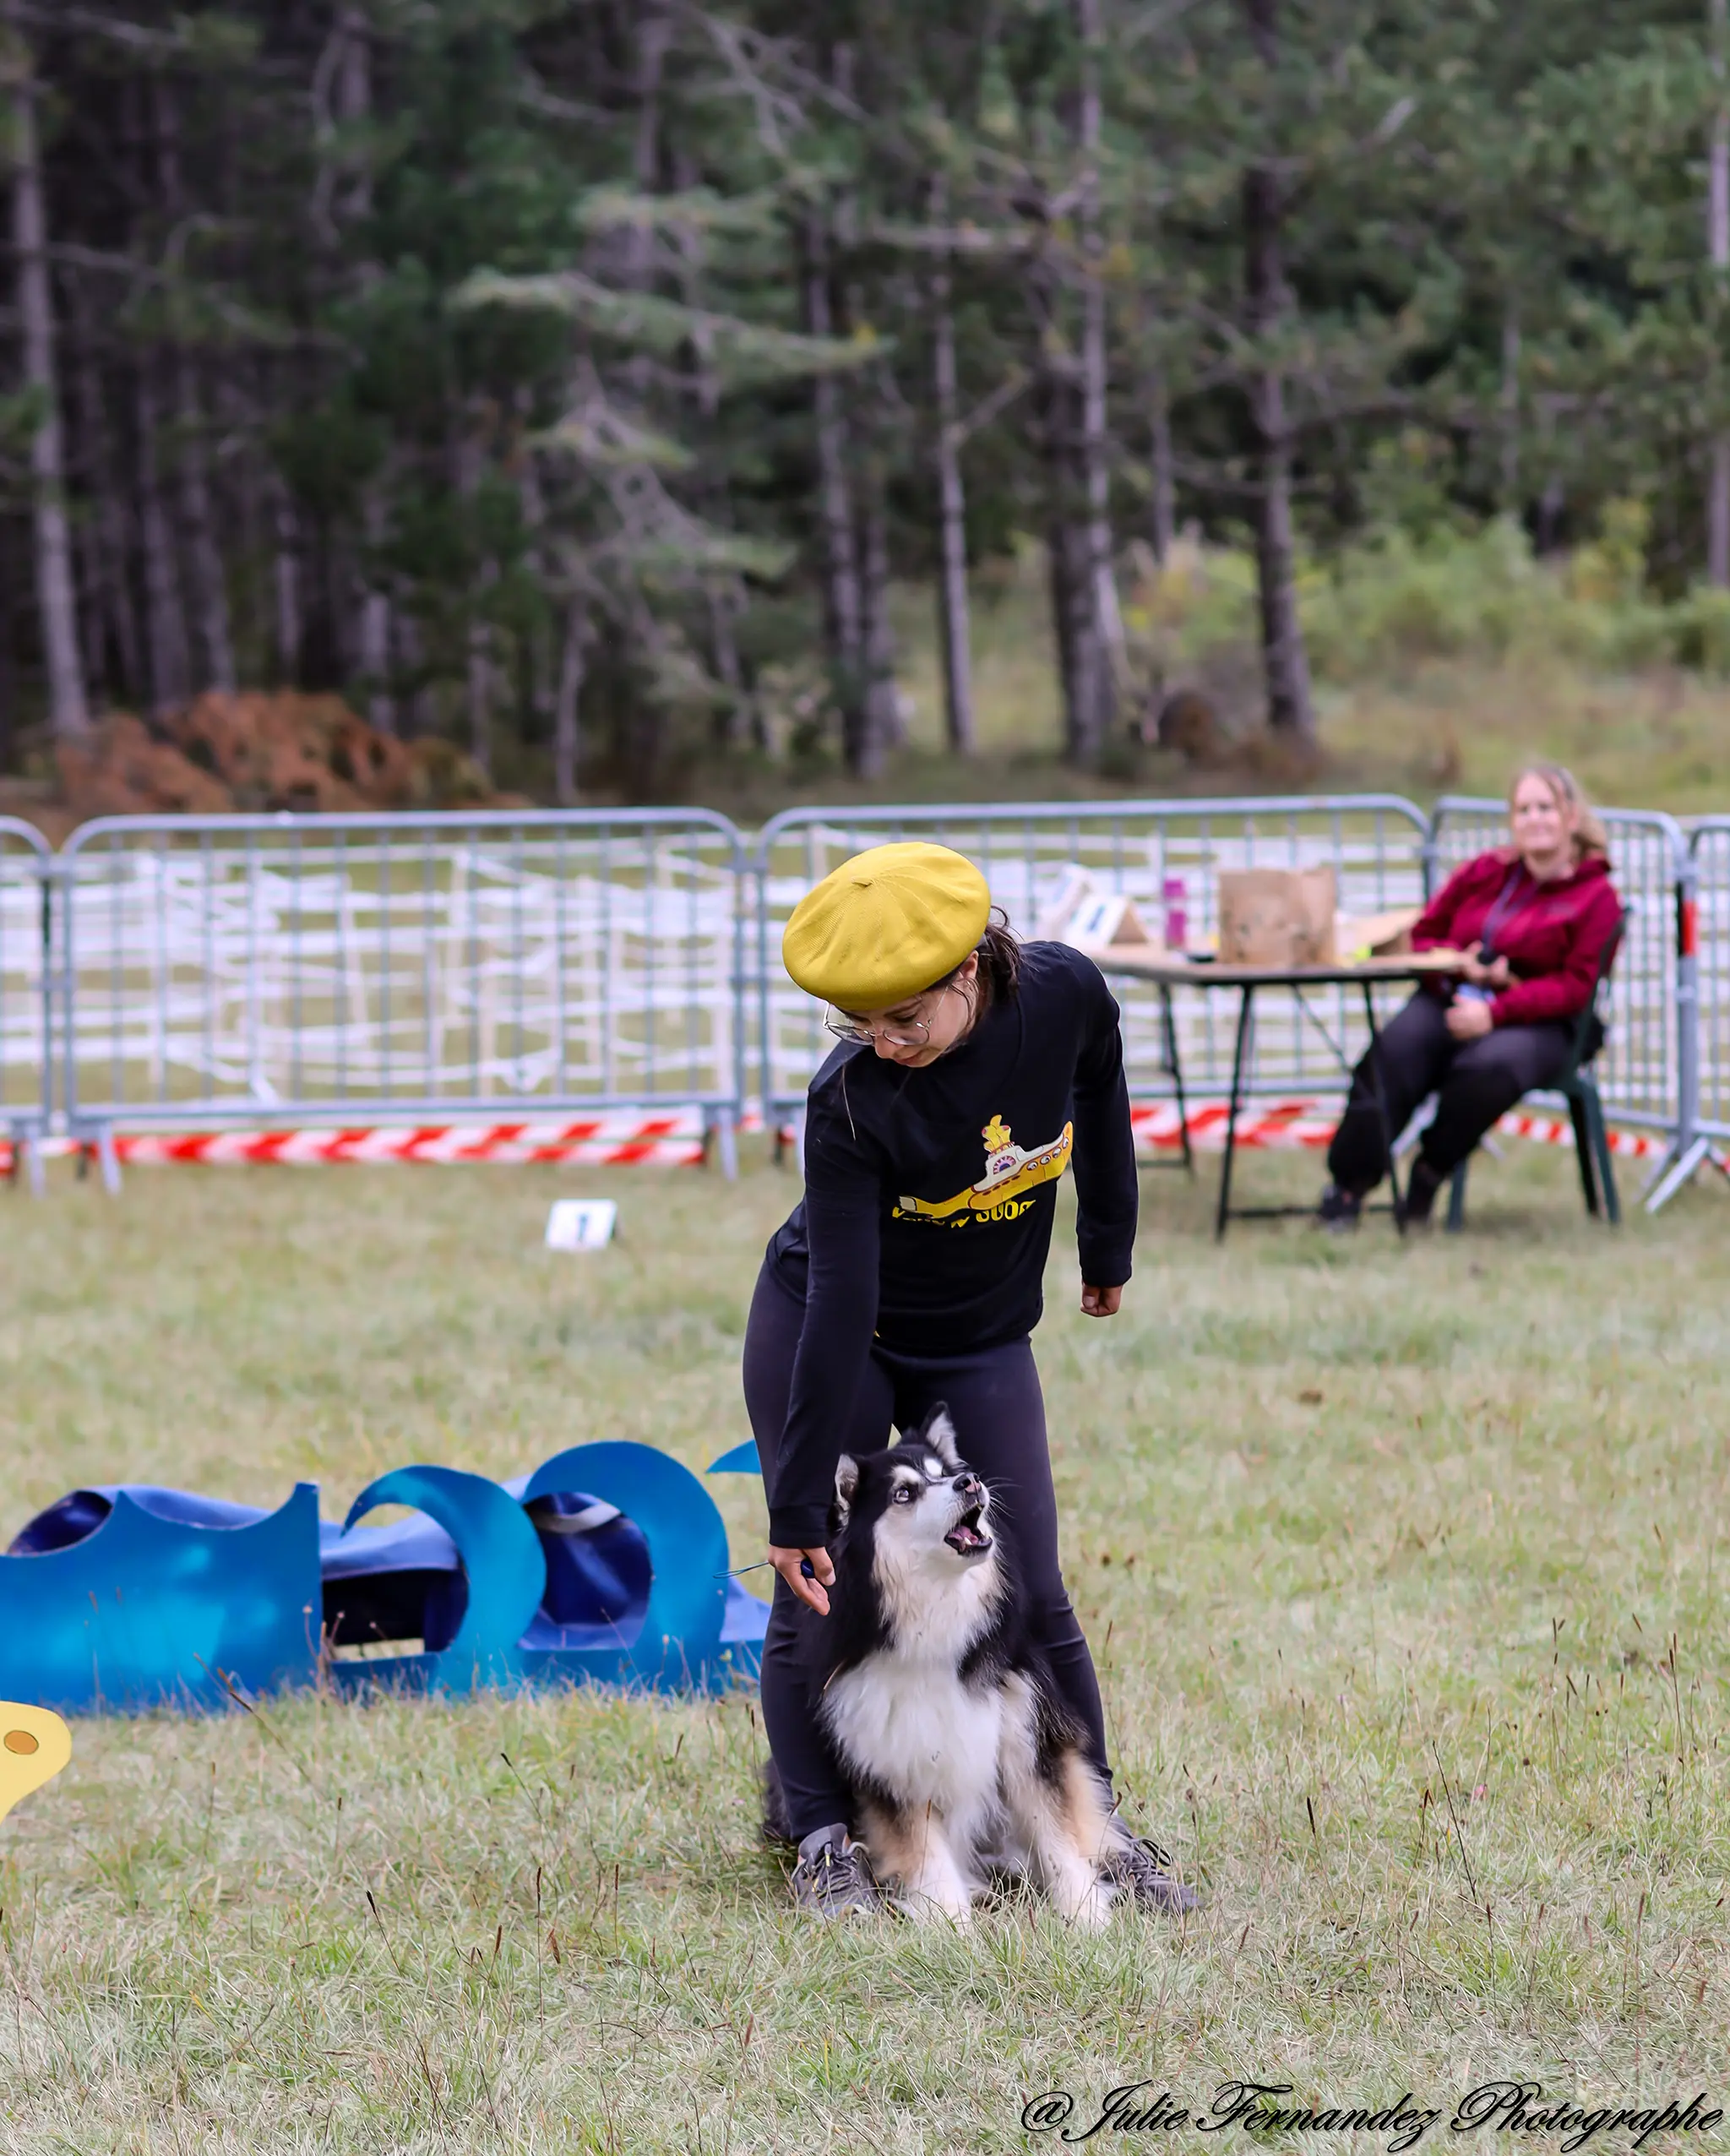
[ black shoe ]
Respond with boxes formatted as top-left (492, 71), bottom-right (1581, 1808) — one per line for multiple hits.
top-left (1403, 1161), bottom-right (1444, 1227)
top-left (1315, 1183), bottom-right (1363, 1233)
top-left (1102, 1832), bottom-right (1201, 1915)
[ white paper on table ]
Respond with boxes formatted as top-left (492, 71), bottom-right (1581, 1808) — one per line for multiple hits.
top-left (1064, 891), bottom-right (1158, 951)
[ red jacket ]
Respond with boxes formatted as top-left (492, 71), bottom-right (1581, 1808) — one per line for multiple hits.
top-left (1413, 849), bottom-right (1621, 1029)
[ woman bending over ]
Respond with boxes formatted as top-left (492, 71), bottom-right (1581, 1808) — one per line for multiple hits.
top-left (744, 841), bottom-right (1193, 1919)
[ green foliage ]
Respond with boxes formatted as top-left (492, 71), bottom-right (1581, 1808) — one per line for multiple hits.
top-left (15, 0), bottom-right (1730, 787)
top-left (451, 271), bottom-right (880, 389)
top-left (1305, 523), bottom-right (1578, 676)
top-left (1138, 515), bottom-right (1730, 688)
top-left (1665, 586), bottom-right (1730, 675)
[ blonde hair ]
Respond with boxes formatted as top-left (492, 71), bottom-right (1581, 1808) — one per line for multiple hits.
top-left (1509, 761), bottom-right (1609, 864)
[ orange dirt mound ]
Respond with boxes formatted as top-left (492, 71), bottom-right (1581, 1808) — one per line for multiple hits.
top-left (46, 694), bottom-right (501, 826)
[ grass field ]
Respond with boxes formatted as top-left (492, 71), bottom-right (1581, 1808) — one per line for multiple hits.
top-left (5, 1148), bottom-right (1730, 2153)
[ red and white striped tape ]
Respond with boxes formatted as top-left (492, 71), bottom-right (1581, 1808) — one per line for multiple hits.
top-left (0, 1100), bottom-right (1673, 1169)
top-left (1129, 1099), bottom-right (1668, 1160)
top-left (1130, 1100), bottom-right (1336, 1152)
top-left (1490, 1110), bottom-right (1666, 1162)
top-left (0, 1111), bottom-right (709, 1170)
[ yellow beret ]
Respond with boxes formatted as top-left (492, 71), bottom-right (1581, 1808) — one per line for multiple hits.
top-left (782, 841), bottom-right (992, 1010)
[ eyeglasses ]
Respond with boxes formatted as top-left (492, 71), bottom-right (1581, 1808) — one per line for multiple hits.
top-left (824, 983), bottom-right (957, 1049)
top-left (824, 1006), bottom-right (933, 1048)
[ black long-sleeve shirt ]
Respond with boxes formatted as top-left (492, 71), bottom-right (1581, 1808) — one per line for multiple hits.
top-left (764, 940), bottom-right (1139, 1547)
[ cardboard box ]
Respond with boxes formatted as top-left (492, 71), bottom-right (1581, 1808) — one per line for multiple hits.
top-left (1217, 866), bottom-right (1337, 966)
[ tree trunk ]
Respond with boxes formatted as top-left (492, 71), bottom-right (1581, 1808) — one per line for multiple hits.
top-left (1242, 0), bottom-right (1317, 742)
top-left (1046, 498), bottom-right (1081, 755)
top-left (552, 597), bottom-right (587, 804)
top-left (75, 489), bottom-right (108, 710)
top-left (1053, 512), bottom-right (1102, 765)
top-left (1147, 373), bottom-right (1175, 563)
top-left (1246, 340), bottom-right (1314, 738)
top-left (175, 351), bottom-right (238, 694)
top-left (71, 302), bottom-right (142, 705)
top-left (0, 523), bottom-right (15, 770)
top-left (1709, 0), bottom-right (1729, 586)
top-left (396, 610), bottom-right (436, 737)
top-left (708, 580), bottom-right (760, 749)
top-left (802, 215), bottom-right (867, 756)
top-left (1499, 302), bottom-right (1521, 512)
top-left (150, 79), bottom-right (235, 697)
top-left (268, 470), bottom-right (302, 683)
top-left (1074, 0), bottom-right (1123, 707)
top-left (930, 188), bottom-right (977, 755)
top-left (513, 417), bottom-right (557, 743)
top-left (135, 357), bottom-right (191, 715)
top-left (628, 5), bottom-right (672, 287)
top-left (65, 305), bottom-right (109, 708)
top-left (1536, 469), bottom-right (1565, 556)
top-left (859, 487), bottom-right (898, 776)
top-left (1036, 335), bottom-right (1108, 765)
top-left (335, 8), bottom-right (373, 220)
top-left (358, 581), bottom-right (393, 731)
top-left (8, 34), bottom-right (89, 738)
top-left (358, 488), bottom-right (394, 732)
top-left (467, 632), bottom-right (492, 776)
top-left (467, 574), bottom-right (496, 778)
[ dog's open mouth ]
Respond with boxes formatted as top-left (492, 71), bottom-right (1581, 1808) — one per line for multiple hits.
top-left (944, 1505), bottom-right (993, 1557)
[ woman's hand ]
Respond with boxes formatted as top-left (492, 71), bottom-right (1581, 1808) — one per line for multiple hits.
top-left (1080, 1283), bottom-right (1123, 1318)
top-left (1457, 944), bottom-right (1511, 989)
top-left (1446, 998), bottom-right (1494, 1042)
top-left (770, 1544), bottom-right (834, 1615)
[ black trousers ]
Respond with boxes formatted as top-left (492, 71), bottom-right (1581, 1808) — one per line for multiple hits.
top-left (1328, 989), bottom-right (1572, 1193)
top-left (743, 1262), bottom-right (1112, 1842)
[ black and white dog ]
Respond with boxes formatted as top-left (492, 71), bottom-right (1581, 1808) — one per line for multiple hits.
top-left (812, 1404), bottom-right (1124, 1929)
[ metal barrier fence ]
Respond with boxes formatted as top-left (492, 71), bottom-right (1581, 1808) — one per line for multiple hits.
top-left (1690, 817), bottom-right (1730, 1157)
top-left (0, 818), bottom-right (52, 1180)
top-left (57, 811), bottom-right (748, 1173)
top-left (0, 793), bottom-right (1723, 1203)
top-left (754, 798), bottom-right (1433, 1124)
top-left (1428, 798), bottom-right (1693, 1197)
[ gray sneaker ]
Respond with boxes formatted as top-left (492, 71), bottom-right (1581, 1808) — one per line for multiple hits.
top-left (789, 1827), bottom-right (883, 1918)
top-left (1102, 1833), bottom-right (1200, 1914)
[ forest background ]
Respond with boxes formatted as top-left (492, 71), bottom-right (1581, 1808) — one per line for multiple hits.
top-left (7, 0), bottom-right (1730, 820)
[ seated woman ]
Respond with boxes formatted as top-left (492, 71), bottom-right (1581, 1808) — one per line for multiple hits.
top-left (1319, 762), bottom-right (1621, 1228)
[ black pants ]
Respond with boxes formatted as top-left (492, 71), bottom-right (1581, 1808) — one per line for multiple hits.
top-left (743, 1262), bottom-right (1112, 1842)
top-left (1328, 990), bottom-right (1572, 1193)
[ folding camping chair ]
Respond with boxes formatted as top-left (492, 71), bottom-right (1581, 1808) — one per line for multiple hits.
top-left (1445, 912), bottom-right (1625, 1230)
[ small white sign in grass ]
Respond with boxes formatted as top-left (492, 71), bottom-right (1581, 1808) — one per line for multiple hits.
top-left (544, 1198), bottom-right (617, 1252)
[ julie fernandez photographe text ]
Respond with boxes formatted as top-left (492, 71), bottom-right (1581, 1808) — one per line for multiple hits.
top-left (1020, 2080), bottom-right (1723, 2150)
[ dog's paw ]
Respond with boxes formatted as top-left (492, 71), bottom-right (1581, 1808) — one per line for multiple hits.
top-left (1068, 1877), bottom-right (1116, 1932)
top-left (1044, 1867), bottom-right (1118, 1931)
top-left (895, 1888), bottom-right (975, 1930)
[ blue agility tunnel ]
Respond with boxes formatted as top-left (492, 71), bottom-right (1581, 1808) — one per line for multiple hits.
top-left (1, 1444), bottom-right (769, 1712)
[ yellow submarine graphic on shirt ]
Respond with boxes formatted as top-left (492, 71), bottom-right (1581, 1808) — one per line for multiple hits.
top-left (893, 1113), bottom-right (1074, 1225)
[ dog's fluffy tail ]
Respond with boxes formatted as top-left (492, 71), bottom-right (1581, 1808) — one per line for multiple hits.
top-left (759, 1757), bottom-right (796, 1845)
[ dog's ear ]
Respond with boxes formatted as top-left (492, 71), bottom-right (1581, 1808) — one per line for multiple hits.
top-left (921, 1403), bottom-right (962, 1470)
top-left (831, 1453), bottom-right (859, 1527)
